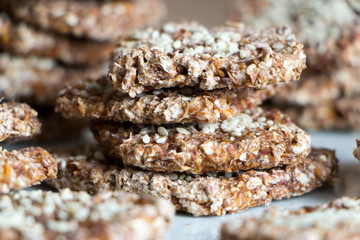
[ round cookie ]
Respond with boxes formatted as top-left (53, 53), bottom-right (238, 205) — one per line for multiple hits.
top-left (0, 0), bottom-right (166, 41)
top-left (228, 0), bottom-right (360, 69)
top-left (0, 54), bottom-right (105, 106)
top-left (91, 108), bottom-right (311, 174)
top-left (109, 22), bottom-right (306, 97)
top-left (0, 189), bottom-right (174, 240)
top-left (56, 77), bottom-right (275, 124)
top-left (0, 13), bottom-right (115, 66)
top-left (47, 145), bottom-right (338, 216)
top-left (221, 196), bottom-right (360, 240)
top-left (0, 147), bottom-right (57, 193)
top-left (0, 102), bottom-right (41, 141)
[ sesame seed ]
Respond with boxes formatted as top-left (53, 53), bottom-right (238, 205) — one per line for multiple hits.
top-left (176, 127), bottom-right (190, 135)
top-left (157, 126), bottom-right (169, 136)
top-left (142, 134), bottom-right (150, 143)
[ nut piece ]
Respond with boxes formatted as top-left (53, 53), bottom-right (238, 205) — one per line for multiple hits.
top-left (0, 147), bottom-right (57, 193)
top-left (109, 21), bottom-right (306, 97)
top-left (0, 102), bottom-right (41, 142)
top-left (47, 145), bottom-right (338, 216)
top-left (56, 77), bottom-right (275, 124)
top-left (221, 196), bottom-right (360, 240)
top-left (91, 108), bottom-right (311, 174)
top-left (0, 189), bottom-right (174, 240)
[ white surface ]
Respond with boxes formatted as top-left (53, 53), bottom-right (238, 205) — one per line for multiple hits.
top-left (164, 131), bottom-right (360, 240)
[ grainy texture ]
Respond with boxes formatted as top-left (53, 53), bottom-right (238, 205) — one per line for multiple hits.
top-left (0, 54), bottom-right (105, 106)
top-left (354, 138), bottom-right (360, 161)
top-left (47, 146), bottom-right (338, 216)
top-left (109, 22), bottom-right (306, 97)
top-left (56, 77), bottom-right (275, 124)
top-left (0, 13), bottom-right (115, 66)
top-left (228, 0), bottom-right (360, 69)
top-left (0, 102), bottom-right (41, 141)
top-left (0, 189), bottom-right (174, 240)
top-left (221, 196), bottom-right (360, 240)
top-left (0, 147), bottom-right (57, 193)
top-left (92, 108), bottom-right (311, 174)
top-left (0, 0), bottom-right (166, 41)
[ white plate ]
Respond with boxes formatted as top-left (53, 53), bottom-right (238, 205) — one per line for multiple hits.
top-left (164, 131), bottom-right (360, 240)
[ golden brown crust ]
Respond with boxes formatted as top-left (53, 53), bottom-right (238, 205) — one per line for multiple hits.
top-left (221, 196), bottom-right (360, 240)
top-left (0, 54), bottom-right (105, 106)
top-left (0, 189), bottom-right (175, 240)
top-left (91, 108), bottom-right (311, 174)
top-left (47, 145), bottom-right (338, 216)
top-left (0, 102), bottom-right (41, 141)
top-left (0, 147), bottom-right (57, 193)
top-left (56, 77), bottom-right (275, 124)
top-left (0, 13), bottom-right (115, 66)
top-left (109, 22), bottom-right (306, 97)
top-left (0, 0), bottom-right (166, 41)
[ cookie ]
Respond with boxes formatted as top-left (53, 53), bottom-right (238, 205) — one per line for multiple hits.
top-left (0, 102), bottom-right (41, 141)
top-left (271, 73), bottom-right (341, 106)
top-left (47, 145), bottom-right (338, 216)
top-left (228, 0), bottom-right (360, 69)
top-left (109, 21), bottom-right (306, 97)
top-left (221, 196), bottom-right (360, 240)
top-left (0, 189), bottom-right (174, 240)
top-left (0, 147), bottom-right (57, 193)
top-left (91, 108), bottom-right (311, 174)
top-left (56, 77), bottom-right (275, 124)
top-left (0, 0), bottom-right (166, 41)
top-left (336, 96), bottom-right (360, 129)
top-left (354, 138), bottom-right (360, 161)
top-left (277, 104), bottom-right (349, 130)
top-left (0, 13), bottom-right (115, 66)
top-left (0, 54), bottom-right (105, 106)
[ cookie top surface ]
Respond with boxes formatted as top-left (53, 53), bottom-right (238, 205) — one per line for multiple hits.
top-left (0, 0), bottom-right (166, 41)
top-left (229, 0), bottom-right (360, 68)
top-left (0, 189), bottom-right (174, 240)
top-left (0, 147), bottom-right (57, 193)
top-left (221, 196), bottom-right (360, 240)
top-left (48, 145), bottom-right (338, 216)
top-left (0, 102), bottom-right (41, 141)
top-left (56, 77), bottom-right (275, 124)
top-left (92, 107), bottom-right (311, 173)
top-left (0, 13), bottom-right (114, 67)
top-left (109, 21), bottom-right (306, 97)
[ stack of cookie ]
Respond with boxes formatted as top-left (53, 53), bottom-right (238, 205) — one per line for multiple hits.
top-left (0, 102), bottom-right (57, 193)
top-left (0, 0), bottom-right (166, 140)
top-left (229, 0), bottom-right (360, 130)
top-left (53, 22), bottom-right (338, 216)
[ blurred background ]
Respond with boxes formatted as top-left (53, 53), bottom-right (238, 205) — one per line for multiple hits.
top-left (166, 0), bottom-right (233, 26)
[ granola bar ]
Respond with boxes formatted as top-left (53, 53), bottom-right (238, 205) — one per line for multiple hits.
top-left (47, 145), bottom-right (338, 216)
top-left (221, 196), bottom-right (360, 240)
top-left (0, 147), bottom-right (57, 193)
top-left (0, 0), bottom-right (166, 41)
top-left (91, 108), bottom-right (311, 174)
top-left (0, 13), bottom-right (115, 66)
top-left (0, 102), bottom-right (41, 142)
top-left (228, 0), bottom-right (360, 69)
top-left (0, 189), bottom-right (174, 240)
top-left (56, 77), bottom-right (275, 124)
top-left (109, 22), bottom-right (306, 97)
top-left (0, 54), bottom-right (105, 106)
